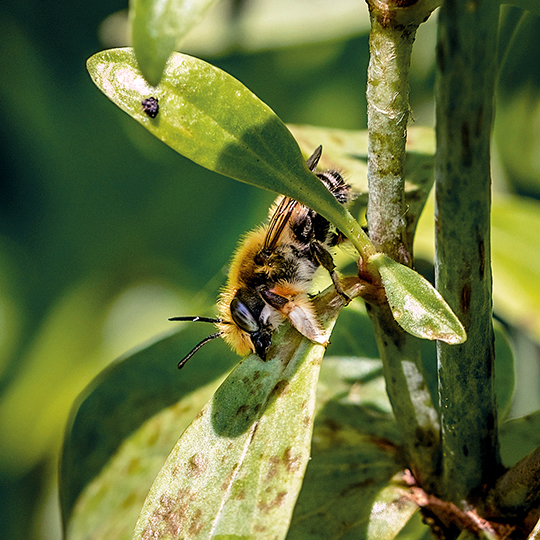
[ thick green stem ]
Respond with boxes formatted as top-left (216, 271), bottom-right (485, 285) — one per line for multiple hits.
top-left (435, 0), bottom-right (501, 504)
top-left (365, 0), bottom-right (441, 491)
top-left (366, 302), bottom-right (440, 489)
top-left (366, 15), bottom-right (414, 265)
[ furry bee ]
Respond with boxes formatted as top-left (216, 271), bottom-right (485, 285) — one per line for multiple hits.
top-left (171, 146), bottom-right (353, 368)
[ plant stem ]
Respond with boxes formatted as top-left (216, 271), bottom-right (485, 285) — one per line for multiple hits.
top-left (366, 14), bottom-right (413, 265)
top-left (435, 0), bottom-right (501, 504)
top-left (365, 0), bottom-right (441, 491)
top-left (366, 0), bottom-right (440, 265)
top-left (366, 302), bottom-right (440, 488)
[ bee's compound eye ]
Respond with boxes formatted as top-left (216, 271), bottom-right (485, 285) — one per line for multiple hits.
top-left (230, 297), bottom-right (259, 333)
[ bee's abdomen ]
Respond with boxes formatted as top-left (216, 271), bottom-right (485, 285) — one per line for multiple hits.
top-left (317, 170), bottom-right (352, 205)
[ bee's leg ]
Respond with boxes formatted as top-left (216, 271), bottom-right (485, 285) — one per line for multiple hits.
top-left (311, 242), bottom-right (350, 303)
top-left (260, 289), bottom-right (289, 310)
top-left (260, 288), bottom-right (328, 346)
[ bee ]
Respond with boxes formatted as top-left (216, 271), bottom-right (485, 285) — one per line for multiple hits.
top-left (170, 146), bottom-right (353, 368)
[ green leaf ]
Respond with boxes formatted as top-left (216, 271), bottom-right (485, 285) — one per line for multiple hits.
top-left (61, 330), bottom-right (238, 538)
top-left (369, 252), bottom-right (467, 344)
top-left (130, 0), bottom-right (218, 85)
top-left (0, 278), bottom-right (118, 477)
top-left (288, 124), bottom-right (435, 235)
top-left (132, 285), bottom-right (349, 540)
top-left (289, 357), bottom-right (426, 539)
top-left (500, 411), bottom-right (540, 468)
top-left (86, 48), bottom-right (375, 258)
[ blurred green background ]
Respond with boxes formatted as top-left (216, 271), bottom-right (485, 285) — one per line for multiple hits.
top-left (1, 1), bottom-right (540, 538)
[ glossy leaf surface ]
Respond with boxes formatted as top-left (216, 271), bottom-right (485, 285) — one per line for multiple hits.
top-left (61, 330), bottom-right (238, 538)
top-left (288, 356), bottom-right (425, 539)
top-left (369, 253), bottom-right (467, 344)
top-left (132, 286), bottom-right (352, 539)
top-left (87, 48), bottom-right (374, 257)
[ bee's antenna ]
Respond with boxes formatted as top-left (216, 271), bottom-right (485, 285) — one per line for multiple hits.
top-left (306, 145), bottom-right (323, 172)
top-left (169, 316), bottom-right (223, 324)
top-left (177, 332), bottom-right (222, 369)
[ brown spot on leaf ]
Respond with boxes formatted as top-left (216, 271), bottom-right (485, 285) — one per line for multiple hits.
top-left (187, 453), bottom-right (207, 477)
top-left (266, 456), bottom-right (281, 481)
top-left (188, 509), bottom-right (203, 536)
top-left (270, 379), bottom-right (290, 399)
top-left (236, 404), bottom-right (249, 417)
top-left (221, 466), bottom-right (238, 491)
top-left (142, 491), bottom-right (199, 540)
top-left (257, 491), bottom-right (288, 513)
top-left (283, 447), bottom-right (302, 473)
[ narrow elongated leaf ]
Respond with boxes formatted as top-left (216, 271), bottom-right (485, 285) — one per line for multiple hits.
top-left (134, 336), bottom-right (319, 539)
top-left (369, 253), bottom-right (467, 344)
top-left (133, 284), bottom-right (355, 540)
top-left (131, 0), bottom-right (218, 85)
top-left (61, 329), bottom-right (238, 532)
top-left (289, 358), bottom-right (427, 539)
top-left (87, 48), bottom-right (374, 258)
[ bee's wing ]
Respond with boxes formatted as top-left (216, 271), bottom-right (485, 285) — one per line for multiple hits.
top-left (264, 146), bottom-right (322, 251)
top-left (264, 197), bottom-right (298, 251)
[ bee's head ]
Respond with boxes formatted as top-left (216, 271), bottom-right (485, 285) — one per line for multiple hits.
top-left (230, 289), bottom-right (272, 360)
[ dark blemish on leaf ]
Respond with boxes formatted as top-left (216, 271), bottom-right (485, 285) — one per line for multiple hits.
top-left (221, 467), bottom-right (238, 491)
top-left (270, 380), bottom-right (289, 399)
top-left (371, 436), bottom-right (399, 453)
top-left (127, 457), bottom-right (141, 474)
top-left (147, 430), bottom-right (159, 447)
top-left (257, 491), bottom-right (287, 512)
top-left (463, 444), bottom-right (469, 457)
top-left (187, 453), bottom-right (207, 477)
top-left (142, 492), bottom-right (192, 540)
top-left (188, 509), bottom-right (203, 536)
top-left (121, 492), bottom-right (137, 509)
top-left (266, 456), bottom-right (281, 481)
top-left (460, 283), bottom-right (471, 314)
top-left (414, 427), bottom-right (438, 450)
top-left (283, 447), bottom-right (301, 473)
top-left (252, 370), bottom-right (262, 380)
top-left (475, 105), bottom-right (484, 138)
top-left (340, 478), bottom-right (376, 497)
top-left (142, 97), bottom-right (159, 118)
top-left (236, 404), bottom-right (249, 417)
top-left (461, 122), bottom-right (473, 167)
